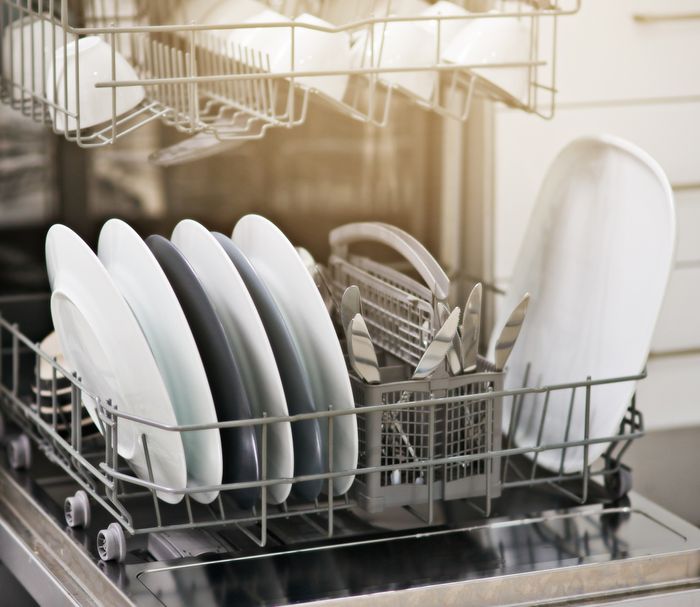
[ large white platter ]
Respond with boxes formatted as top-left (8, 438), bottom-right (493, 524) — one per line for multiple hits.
top-left (233, 215), bottom-right (358, 496)
top-left (172, 220), bottom-right (294, 504)
top-left (98, 219), bottom-right (223, 504)
top-left (488, 135), bottom-right (676, 473)
top-left (46, 225), bottom-right (187, 503)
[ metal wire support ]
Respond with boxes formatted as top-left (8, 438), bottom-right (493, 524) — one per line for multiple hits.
top-left (0, 0), bottom-right (580, 149)
top-left (0, 295), bottom-right (644, 559)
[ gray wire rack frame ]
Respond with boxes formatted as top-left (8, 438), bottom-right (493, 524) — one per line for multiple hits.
top-left (0, 1), bottom-right (581, 149)
top-left (351, 359), bottom-right (502, 515)
top-left (0, 297), bottom-right (646, 564)
top-left (329, 254), bottom-right (441, 367)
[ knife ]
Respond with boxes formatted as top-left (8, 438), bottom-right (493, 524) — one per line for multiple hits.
top-left (413, 306), bottom-right (461, 380)
top-left (461, 283), bottom-right (482, 373)
top-left (438, 302), bottom-right (463, 376)
top-left (494, 293), bottom-right (530, 371)
top-left (347, 313), bottom-right (381, 385)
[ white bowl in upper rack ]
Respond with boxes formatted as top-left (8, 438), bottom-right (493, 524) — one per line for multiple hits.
top-left (442, 11), bottom-right (532, 106)
top-left (197, 4), bottom-right (351, 102)
top-left (46, 36), bottom-right (145, 133)
top-left (196, 0), bottom-right (269, 25)
top-left (2, 15), bottom-right (56, 98)
top-left (349, 0), bottom-right (469, 102)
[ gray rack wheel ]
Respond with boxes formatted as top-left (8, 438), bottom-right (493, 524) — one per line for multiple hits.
top-left (605, 464), bottom-right (633, 501)
top-left (97, 523), bottom-right (127, 563)
top-left (65, 490), bottom-right (91, 529)
top-left (7, 434), bottom-right (31, 470)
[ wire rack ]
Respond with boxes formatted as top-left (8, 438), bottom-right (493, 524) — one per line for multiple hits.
top-left (0, 296), bottom-right (645, 563)
top-left (0, 0), bottom-right (580, 150)
top-left (330, 254), bottom-right (439, 367)
top-left (351, 357), bottom-right (503, 515)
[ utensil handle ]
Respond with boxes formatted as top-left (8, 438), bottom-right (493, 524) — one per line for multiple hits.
top-left (384, 390), bottom-right (419, 462)
top-left (329, 223), bottom-right (449, 300)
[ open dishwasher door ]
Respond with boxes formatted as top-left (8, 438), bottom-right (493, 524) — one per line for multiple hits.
top-left (1, 447), bottom-right (700, 607)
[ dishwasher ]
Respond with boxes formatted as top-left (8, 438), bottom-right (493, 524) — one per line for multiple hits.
top-left (0, 1), bottom-right (699, 606)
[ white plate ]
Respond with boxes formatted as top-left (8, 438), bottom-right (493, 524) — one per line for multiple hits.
top-left (232, 215), bottom-right (357, 495)
top-left (33, 331), bottom-right (72, 396)
top-left (172, 220), bottom-right (294, 504)
top-left (46, 225), bottom-right (187, 503)
top-left (98, 219), bottom-right (223, 504)
top-left (488, 135), bottom-right (676, 473)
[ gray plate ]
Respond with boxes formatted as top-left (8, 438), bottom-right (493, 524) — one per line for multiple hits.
top-left (212, 232), bottom-right (323, 502)
top-left (146, 235), bottom-right (260, 509)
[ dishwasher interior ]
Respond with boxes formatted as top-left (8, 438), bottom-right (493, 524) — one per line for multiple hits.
top-left (1, 274), bottom-right (698, 606)
top-left (1, 0), bottom-right (700, 605)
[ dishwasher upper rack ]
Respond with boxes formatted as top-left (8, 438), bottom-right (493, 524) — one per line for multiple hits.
top-left (0, 306), bottom-right (645, 563)
top-left (0, 0), bottom-right (580, 149)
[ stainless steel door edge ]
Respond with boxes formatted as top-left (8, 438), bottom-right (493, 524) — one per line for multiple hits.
top-left (132, 493), bottom-right (700, 607)
top-left (0, 464), bottom-right (133, 607)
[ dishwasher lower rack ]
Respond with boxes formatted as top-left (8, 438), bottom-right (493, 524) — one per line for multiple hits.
top-left (0, 303), bottom-right (645, 564)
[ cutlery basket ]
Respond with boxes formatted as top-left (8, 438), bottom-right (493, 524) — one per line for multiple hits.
top-left (330, 253), bottom-right (440, 367)
top-left (351, 359), bottom-right (503, 514)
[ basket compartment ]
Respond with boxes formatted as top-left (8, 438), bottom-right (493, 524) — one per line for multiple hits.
top-left (352, 360), bottom-right (502, 513)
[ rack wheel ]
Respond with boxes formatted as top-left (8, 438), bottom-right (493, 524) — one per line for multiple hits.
top-left (65, 490), bottom-right (91, 529)
top-left (97, 523), bottom-right (127, 563)
top-left (605, 464), bottom-right (633, 501)
top-left (7, 434), bottom-right (31, 470)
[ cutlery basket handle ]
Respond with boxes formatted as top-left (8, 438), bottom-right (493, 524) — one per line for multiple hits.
top-left (330, 223), bottom-right (449, 301)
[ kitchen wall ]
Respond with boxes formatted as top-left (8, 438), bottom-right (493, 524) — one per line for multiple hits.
top-left (482, 0), bottom-right (700, 432)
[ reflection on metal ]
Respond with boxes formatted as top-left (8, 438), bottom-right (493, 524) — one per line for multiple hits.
top-left (5, 443), bottom-right (699, 607)
top-left (119, 493), bottom-right (700, 606)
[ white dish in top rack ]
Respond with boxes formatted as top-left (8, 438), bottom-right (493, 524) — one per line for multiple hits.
top-left (442, 11), bottom-right (531, 106)
top-left (232, 214), bottom-right (358, 496)
top-left (488, 135), bottom-right (676, 473)
top-left (212, 9), bottom-right (351, 102)
top-left (46, 225), bottom-right (187, 503)
top-left (172, 219), bottom-right (294, 505)
top-left (98, 219), bottom-right (223, 505)
top-left (1, 16), bottom-right (55, 97)
top-left (47, 36), bottom-right (145, 133)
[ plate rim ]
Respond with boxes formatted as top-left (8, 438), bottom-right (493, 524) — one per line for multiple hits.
top-left (98, 218), bottom-right (223, 504)
top-left (232, 214), bottom-right (357, 495)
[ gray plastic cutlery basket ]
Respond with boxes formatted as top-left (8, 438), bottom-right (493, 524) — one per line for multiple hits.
top-left (351, 359), bottom-right (503, 514)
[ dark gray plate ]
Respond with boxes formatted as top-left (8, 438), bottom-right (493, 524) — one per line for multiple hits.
top-left (212, 232), bottom-right (323, 501)
top-left (146, 235), bottom-right (259, 509)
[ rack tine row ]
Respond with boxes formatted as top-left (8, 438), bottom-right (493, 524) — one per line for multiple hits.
top-left (0, 0), bottom-right (579, 149)
top-left (0, 297), bottom-right (644, 565)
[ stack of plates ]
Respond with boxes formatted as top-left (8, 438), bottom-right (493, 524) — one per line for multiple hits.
top-left (46, 215), bottom-right (358, 506)
top-left (31, 332), bottom-right (99, 440)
